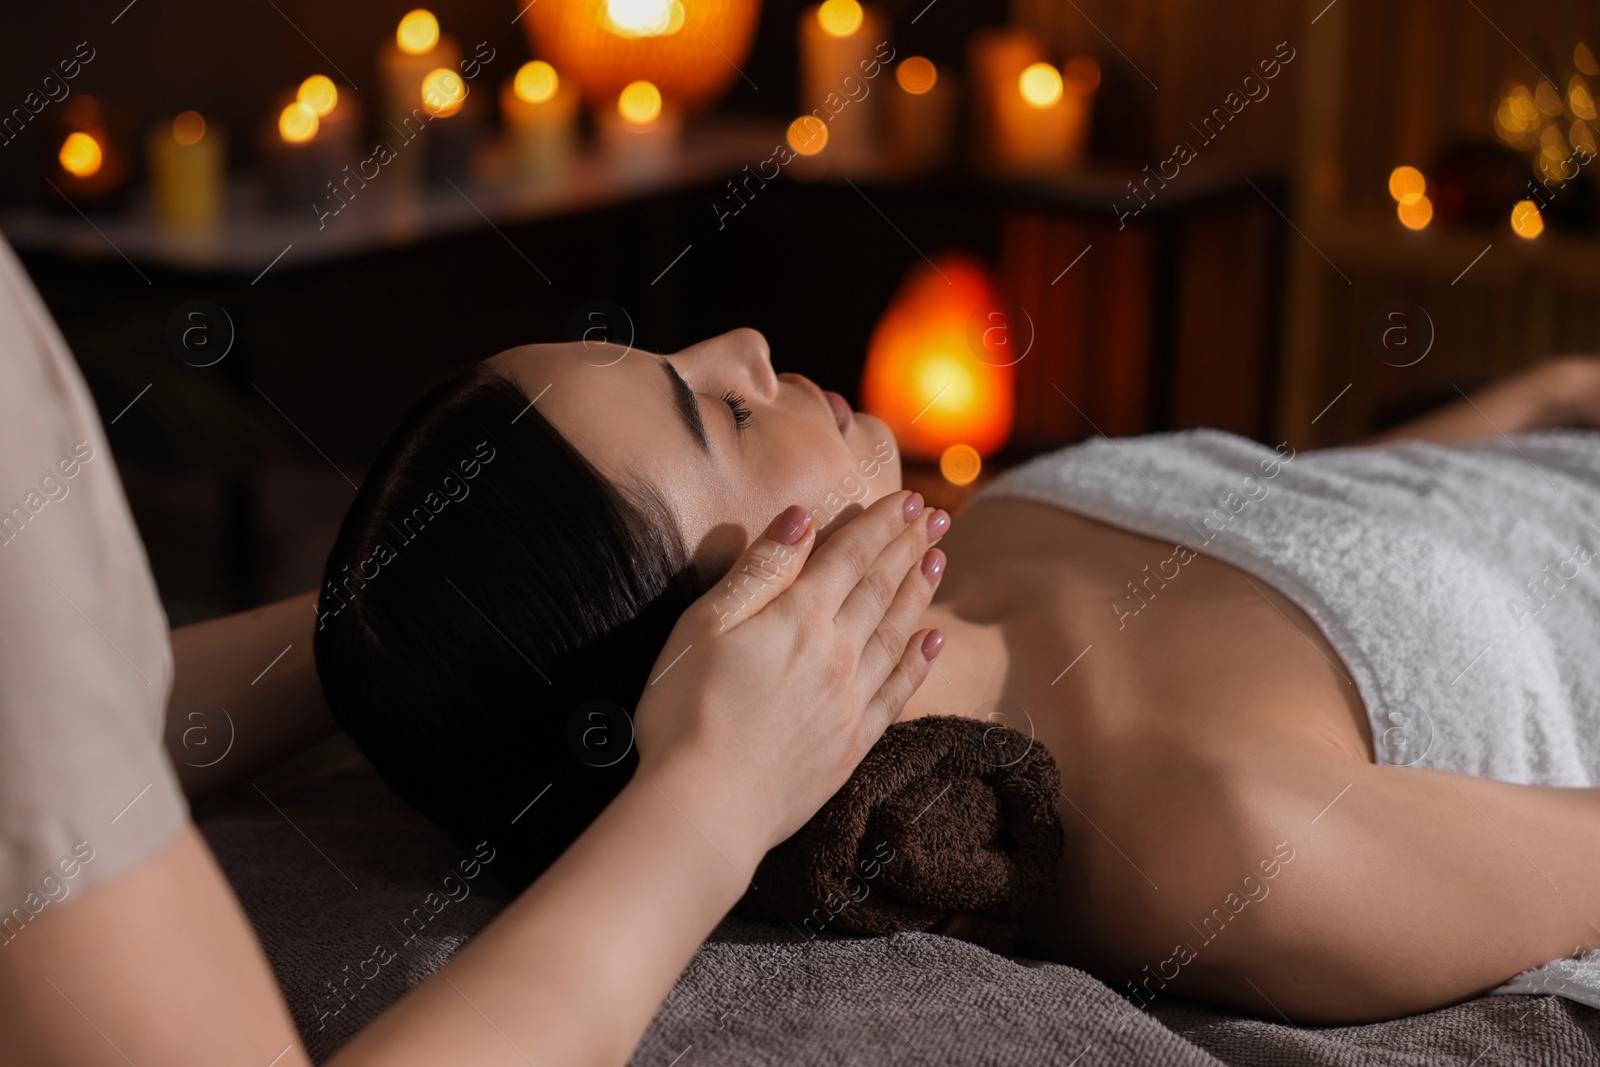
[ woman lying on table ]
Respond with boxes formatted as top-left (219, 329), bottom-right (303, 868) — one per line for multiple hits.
top-left (315, 329), bottom-right (1600, 1025)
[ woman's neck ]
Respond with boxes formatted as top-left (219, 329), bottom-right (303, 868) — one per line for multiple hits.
top-left (896, 597), bottom-right (1010, 725)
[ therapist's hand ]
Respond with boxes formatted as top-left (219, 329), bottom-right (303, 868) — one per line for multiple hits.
top-left (632, 489), bottom-right (948, 853)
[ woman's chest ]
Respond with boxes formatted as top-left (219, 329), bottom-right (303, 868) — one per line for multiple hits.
top-left (946, 498), bottom-right (1376, 778)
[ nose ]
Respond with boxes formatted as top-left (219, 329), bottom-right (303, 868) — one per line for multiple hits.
top-left (678, 328), bottom-right (779, 401)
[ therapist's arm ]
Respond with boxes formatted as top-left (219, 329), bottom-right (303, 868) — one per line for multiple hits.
top-left (4, 493), bottom-right (944, 1067)
top-left (164, 591), bottom-right (336, 801)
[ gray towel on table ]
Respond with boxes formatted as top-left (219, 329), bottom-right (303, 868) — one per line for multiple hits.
top-left (971, 427), bottom-right (1600, 1007)
top-left (200, 754), bottom-right (1600, 1064)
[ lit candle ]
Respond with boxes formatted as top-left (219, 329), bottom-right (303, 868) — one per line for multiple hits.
top-left (147, 110), bottom-right (224, 232)
top-left (797, 0), bottom-right (889, 167)
top-left (887, 56), bottom-right (955, 173)
top-left (501, 60), bottom-right (578, 183)
top-left (597, 79), bottom-right (682, 175)
top-left (973, 28), bottom-right (1097, 176)
top-left (378, 9), bottom-right (461, 183)
top-left (53, 98), bottom-right (128, 204)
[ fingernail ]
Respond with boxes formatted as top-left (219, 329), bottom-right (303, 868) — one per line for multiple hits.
top-left (926, 509), bottom-right (950, 541)
top-left (903, 492), bottom-right (924, 522)
top-left (767, 505), bottom-right (812, 545)
top-left (921, 629), bottom-right (945, 660)
top-left (921, 546), bottom-right (945, 581)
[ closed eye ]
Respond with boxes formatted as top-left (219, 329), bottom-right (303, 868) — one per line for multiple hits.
top-left (721, 390), bottom-right (752, 432)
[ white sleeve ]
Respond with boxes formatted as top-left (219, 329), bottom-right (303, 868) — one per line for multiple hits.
top-left (0, 230), bottom-right (187, 925)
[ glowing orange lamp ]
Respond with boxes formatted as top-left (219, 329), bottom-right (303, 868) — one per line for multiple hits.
top-left (860, 256), bottom-right (1015, 462)
top-left (522, 0), bottom-right (759, 109)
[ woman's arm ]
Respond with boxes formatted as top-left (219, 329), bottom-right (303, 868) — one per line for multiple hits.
top-left (164, 591), bottom-right (336, 802)
top-left (1359, 356), bottom-right (1600, 446)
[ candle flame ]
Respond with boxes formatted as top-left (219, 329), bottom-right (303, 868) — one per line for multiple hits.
top-left (279, 100), bottom-right (320, 143)
top-left (397, 9), bottom-right (439, 55)
top-left (1511, 199), bottom-right (1544, 239)
top-left (514, 61), bottom-right (559, 104)
top-left (816, 0), bottom-right (863, 38)
top-left (1018, 63), bottom-right (1063, 108)
top-left (422, 68), bottom-right (466, 116)
top-left (617, 80), bottom-right (662, 126)
top-left (172, 111), bottom-right (206, 146)
top-left (298, 75), bottom-right (339, 117)
top-left (58, 131), bottom-right (103, 178)
top-left (896, 56), bottom-right (937, 95)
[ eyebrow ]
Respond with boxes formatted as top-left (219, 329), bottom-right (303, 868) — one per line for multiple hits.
top-left (656, 355), bottom-right (711, 453)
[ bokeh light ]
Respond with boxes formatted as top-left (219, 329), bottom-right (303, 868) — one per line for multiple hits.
top-left (514, 60), bottom-right (560, 104)
top-left (58, 131), bottom-right (102, 177)
top-left (1018, 62), bottom-right (1064, 108)
top-left (786, 115), bottom-right (828, 154)
top-left (278, 101), bottom-right (319, 143)
top-left (397, 9), bottom-right (440, 55)
top-left (172, 110), bottom-right (206, 146)
top-left (1511, 199), bottom-right (1544, 238)
top-left (617, 79), bottom-right (662, 125)
top-left (896, 56), bottom-right (937, 95)
top-left (603, 0), bottom-right (685, 37)
top-left (816, 0), bottom-right (863, 37)
top-left (422, 68), bottom-right (466, 116)
top-left (1397, 194), bottom-right (1433, 230)
top-left (297, 75), bottom-right (338, 117)
top-left (1387, 165), bottom-right (1426, 204)
top-left (940, 444), bottom-right (982, 486)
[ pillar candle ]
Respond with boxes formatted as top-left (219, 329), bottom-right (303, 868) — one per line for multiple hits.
top-left (147, 111), bottom-right (224, 232)
top-left (501, 61), bottom-right (579, 183)
top-left (597, 80), bottom-right (682, 178)
top-left (887, 56), bottom-right (955, 173)
top-left (797, 0), bottom-right (889, 167)
top-left (968, 29), bottom-right (1038, 168)
top-left (378, 9), bottom-right (461, 186)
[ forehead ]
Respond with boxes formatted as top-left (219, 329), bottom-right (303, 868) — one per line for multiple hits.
top-left (487, 340), bottom-right (708, 506)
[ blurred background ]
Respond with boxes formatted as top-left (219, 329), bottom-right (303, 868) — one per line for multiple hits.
top-left (2, 0), bottom-right (1596, 622)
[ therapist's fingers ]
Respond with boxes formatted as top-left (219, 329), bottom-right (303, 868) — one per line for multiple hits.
top-left (794, 490), bottom-right (926, 619)
top-left (861, 628), bottom-right (943, 741)
top-left (700, 504), bottom-right (816, 632)
top-left (854, 539), bottom-right (945, 690)
top-left (833, 497), bottom-right (947, 649)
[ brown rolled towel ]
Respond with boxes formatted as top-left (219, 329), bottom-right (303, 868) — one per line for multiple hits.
top-left (731, 714), bottom-right (1065, 955)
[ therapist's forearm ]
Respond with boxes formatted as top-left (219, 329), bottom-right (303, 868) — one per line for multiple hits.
top-left (329, 751), bottom-right (766, 1067)
top-left (165, 591), bottom-right (336, 801)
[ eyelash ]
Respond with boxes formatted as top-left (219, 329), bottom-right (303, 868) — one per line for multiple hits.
top-left (720, 390), bottom-right (752, 431)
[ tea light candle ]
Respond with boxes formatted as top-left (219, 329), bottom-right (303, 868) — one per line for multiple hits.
top-left (501, 60), bottom-right (578, 182)
top-left (54, 123), bottom-right (126, 202)
top-left (798, 0), bottom-right (888, 166)
top-left (887, 56), bottom-right (955, 172)
top-left (597, 79), bottom-right (682, 176)
top-left (147, 110), bottom-right (224, 232)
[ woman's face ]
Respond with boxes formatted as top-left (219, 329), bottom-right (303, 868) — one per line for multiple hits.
top-left (491, 328), bottom-right (902, 574)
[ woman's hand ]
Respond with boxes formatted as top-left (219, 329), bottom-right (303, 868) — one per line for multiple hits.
top-left (632, 490), bottom-right (949, 854)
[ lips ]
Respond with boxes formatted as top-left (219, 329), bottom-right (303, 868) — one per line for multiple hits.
top-left (822, 390), bottom-right (853, 435)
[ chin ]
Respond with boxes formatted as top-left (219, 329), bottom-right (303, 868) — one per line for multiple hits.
top-left (853, 411), bottom-right (902, 493)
